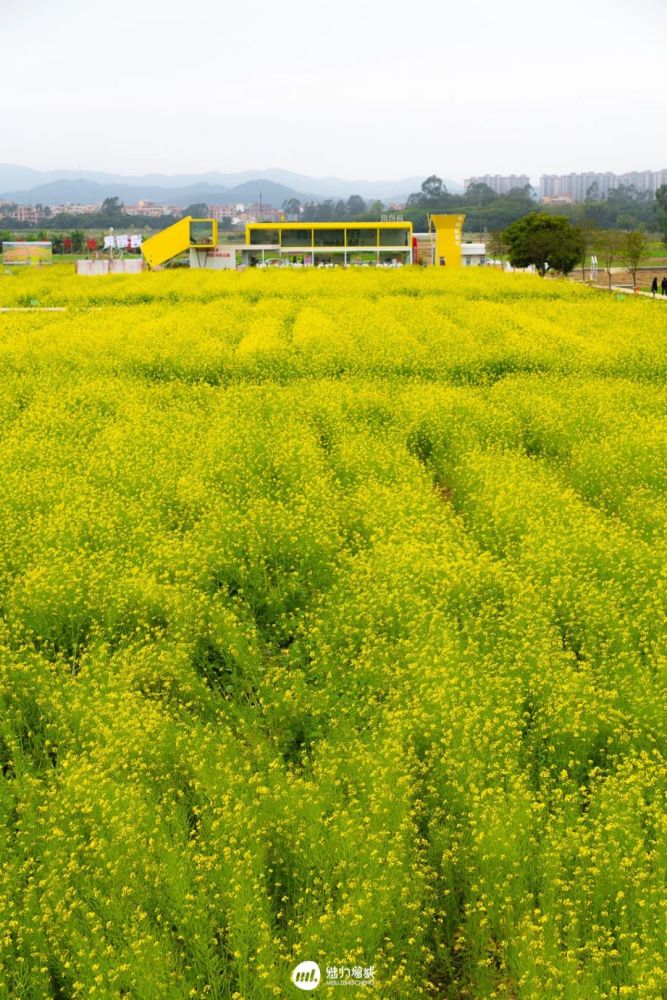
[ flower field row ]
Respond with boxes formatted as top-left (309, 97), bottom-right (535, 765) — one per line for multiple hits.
top-left (0, 267), bottom-right (664, 998)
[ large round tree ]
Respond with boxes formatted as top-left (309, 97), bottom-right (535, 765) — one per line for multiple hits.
top-left (504, 212), bottom-right (584, 276)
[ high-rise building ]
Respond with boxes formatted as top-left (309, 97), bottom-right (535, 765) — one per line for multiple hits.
top-left (539, 169), bottom-right (667, 202)
top-left (464, 174), bottom-right (531, 195)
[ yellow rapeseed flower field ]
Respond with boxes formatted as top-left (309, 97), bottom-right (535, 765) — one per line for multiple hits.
top-left (0, 264), bottom-right (665, 999)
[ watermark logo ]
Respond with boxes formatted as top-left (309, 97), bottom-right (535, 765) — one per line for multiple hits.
top-left (292, 961), bottom-right (321, 991)
top-left (291, 960), bottom-right (375, 990)
top-left (326, 965), bottom-right (375, 987)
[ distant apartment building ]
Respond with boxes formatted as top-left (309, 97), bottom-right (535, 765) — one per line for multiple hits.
top-left (244, 204), bottom-right (283, 223)
top-left (464, 174), bottom-right (530, 195)
top-left (15, 205), bottom-right (41, 223)
top-left (541, 195), bottom-right (576, 206)
top-left (50, 203), bottom-right (99, 216)
top-left (124, 200), bottom-right (179, 218)
top-left (208, 203), bottom-right (245, 221)
top-left (540, 169), bottom-right (667, 202)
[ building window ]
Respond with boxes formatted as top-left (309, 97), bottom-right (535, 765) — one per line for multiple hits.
top-left (190, 221), bottom-right (215, 245)
top-left (379, 227), bottom-right (409, 247)
top-left (346, 228), bottom-right (378, 247)
top-left (314, 229), bottom-right (343, 247)
top-left (249, 228), bottom-right (279, 245)
top-left (281, 229), bottom-right (312, 248)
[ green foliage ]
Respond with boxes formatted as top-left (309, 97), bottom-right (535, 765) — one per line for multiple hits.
top-left (183, 202), bottom-right (209, 218)
top-left (69, 229), bottom-right (85, 253)
top-left (403, 176), bottom-right (665, 234)
top-left (622, 228), bottom-right (651, 284)
top-left (101, 196), bottom-right (124, 217)
top-left (345, 194), bottom-right (367, 218)
top-left (464, 181), bottom-right (497, 206)
top-left (561, 183), bottom-right (661, 231)
top-left (655, 184), bottom-right (667, 243)
top-left (301, 195), bottom-right (370, 222)
top-left (282, 197), bottom-right (302, 217)
top-left (405, 181), bottom-right (537, 232)
top-left (504, 212), bottom-right (585, 276)
top-left (413, 174), bottom-right (447, 207)
top-left (595, 228), bottom-right (625, 288)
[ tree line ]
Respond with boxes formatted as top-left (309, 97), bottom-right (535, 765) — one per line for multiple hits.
top-left (278, 177), bottom-right (667, 235)
top-left (0, 197), bottom-right (189, 235)
top-left (281, 196), bottom-right (385, 222)
top-left (403, 176), bottom-right (667, 236)
top-left (490, 213), bottom-right (660, 285)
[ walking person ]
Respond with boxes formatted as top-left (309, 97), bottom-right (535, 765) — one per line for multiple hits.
top-left (661, 276), bottom-right (667, 297)
top-left (651, 276), bottom-right (658, 298)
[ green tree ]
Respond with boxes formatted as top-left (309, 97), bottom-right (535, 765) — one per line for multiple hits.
top-left (282, 197), bottom-right (302, 218)
top-left (622, 228), bottom-right (650, 286)
top-left (467, 182), bottom-right (496, 233)
top-left (364, 200), bottom-right (384, 221)
top-left (183, 203), bottom-right (209, 218)
top-left (656, 185), bottom-right (667, 244)
top-left (0, 228), bottom-right (12, 247)
top-left (302, 199), bottom-right (335, 222)
top-left (420, 175), bottom-right (446, 202)
top-left (70, 229), bottom-right (85, 253)
top-left (595, 229), bottom-right (624, 290)
top-left (504, 212), bottom-right (584, 277)
top-left (586, 181), bottom-right (601, 203)
top-left (487, 230), bottom-right (507, 267)
top-left (101, 196), bottom-right (124, 216)
top-left (345, 194), bottom-right (367, 218)
top-left (465, 182), bottom-right (496, 206)
top-left (576, 217), bottom-right (598, 282)
top-left (405, 174), bottom-right (449, 216)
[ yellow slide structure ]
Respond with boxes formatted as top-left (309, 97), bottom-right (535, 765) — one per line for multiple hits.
top-left (141, 217), bottom-right (218, 270)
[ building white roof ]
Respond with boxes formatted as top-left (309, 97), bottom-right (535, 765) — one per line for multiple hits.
top-left (461, 243), bottom-right (486, 255)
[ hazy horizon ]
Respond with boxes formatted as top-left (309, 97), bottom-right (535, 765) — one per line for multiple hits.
top-left (3, 163), bottom-right (667, 189)
top-left (3, 0), bottom-right (666, 181)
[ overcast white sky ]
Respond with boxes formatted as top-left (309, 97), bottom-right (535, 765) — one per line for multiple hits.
top-left (2, 0), bottom-right (666, 182)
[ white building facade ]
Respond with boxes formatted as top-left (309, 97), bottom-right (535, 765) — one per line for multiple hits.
top-left (540, 169), bottom-right (667, 202)
top-left (464, 174), bottom-right (530, 194)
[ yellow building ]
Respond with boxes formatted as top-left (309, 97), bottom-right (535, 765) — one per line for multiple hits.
top-left (244, 220), bottom-right (413, 266)
top-left (139, 215), bottom-right (471, 271)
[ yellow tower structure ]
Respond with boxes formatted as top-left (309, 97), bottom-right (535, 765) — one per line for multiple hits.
top-left (428, 214), bottom-right (465, 268)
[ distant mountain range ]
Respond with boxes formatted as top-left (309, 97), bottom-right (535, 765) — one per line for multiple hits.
top-left (0, 165), bottom-right (462, 207)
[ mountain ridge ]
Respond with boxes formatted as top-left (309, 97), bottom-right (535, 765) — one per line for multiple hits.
top-left (0, 164), bottom-right (462, 206)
